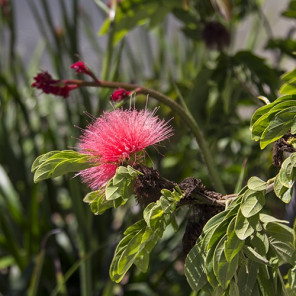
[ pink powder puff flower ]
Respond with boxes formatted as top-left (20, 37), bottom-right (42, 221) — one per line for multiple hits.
top-left (32, 71), bottom-right (77, 98)
top-left (77, 108), bottom-right (173, 190)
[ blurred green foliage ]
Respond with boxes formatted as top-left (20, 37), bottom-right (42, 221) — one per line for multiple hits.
top-left (1, 0), bottom-right (296, 295)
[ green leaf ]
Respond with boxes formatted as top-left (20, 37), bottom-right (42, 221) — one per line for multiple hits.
top-left (247, 176), bottom-right (268, 191)
top-left (280, 77), bottom-right (296, 96)
top-left (83, 190), bottom-right (115, 215)
top-left (212, 286), bottom-right (224, 296)
top-left (203, 210), bottom-right (229, 233)
top-left (205, 239), bottom-right (220, 288)
top-left (250, 94), bottom-right (296, 146)
top-left (251, 282), bottom-right (261, 296)
top-left (264, 222), bottom-right (294, 244)
top-left (237, 261), bottom-right (259, 296)
top-left (117, 228), bottom-right (147, 275)
top-left (281, 68), bottom-right (296, 82)
top-left (135, 232), bottom-right (170, 275)
top-left (105, 165), bottom-right (140, 201)
top-left (109, 223), bottom-right (146, 282)
top-left (225, 194), bottom-right (244, 218)
top-left (122, 227), bottom-right (162, 274)
top-left (251, 232), bottom-right (269, 255)
top-left (251, 103), bottom-right (276, 131)
top-left (260, 106), bottom-right (296, 149)
top-left (99, 0), bottom-right (182, 44)
top-left (250, 94), bottom-right (296, 127)
top-left (224, 218), bottom-right (244, 262)
top-left (213, 236), bottom-right (239, 289)
top-left (123, 219), bottom-right (147, 235)
top-left (269, 238), bottom-right (296, 265)
top-left (273, 154), bottom-right (296, 203)
top-left (207, 218), bottom-right (231, 250)
top-left (32, 150), bottom-right (93, 183)
top-left (251, 100), bottom-right (296, 140)
top-left (273, 175), bottom-right (290, 202)
top-left (259, 214), bottom-right (289, 225)
top-left (105, 184), bottom-right (122, 200)
top-left (243, 245), bottom-right (269, 265)
top-left (229, 280), bottom-right (240, 296)
top-left (234, 210), bottom-right (258, 240)
top-left (240, 189), bottom-right (265, 218)
top-left (185, 240), bottom-right (208, 292)
top-left (278, 159), bottom-right (295, 188)
top-left (282, 186), bottom-right (294, 203)
top-left (257, 273), bottom-right (277, 296)
top-left (144, 203), bottom-right (164, 230)
top-left (109, 188), bottom-right (183, 282)
top-left (170, 214), bottom-right (178, 232)
top-left (142, 188), bottom-right (182, 231)
top-left (31, 151), bottom-right (58, 172)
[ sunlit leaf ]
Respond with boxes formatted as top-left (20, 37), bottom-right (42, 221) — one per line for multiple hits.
top-left (105, 165), bottom-right (141, 201)
top-left (32, 150), bottom-right (93, 183)
top-left (110, 188), bottom-right (183, 282)
top-left (247, 176), bottom-right (267, 191)
top-left (240, 189), bottom-right (265, 218)
top-left (260, 106), bottom-right (296, 149)
top-left (213, 236), bottom-right (239, 289)
top-left (234, 210), bottom-right (257, 240)
top-left (185, 239), bottom-right (207, 292)
top-left (224, 218), bottom-right (244, 262)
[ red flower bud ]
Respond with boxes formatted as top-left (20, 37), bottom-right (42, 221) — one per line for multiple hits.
top-left (70, 61), bottom-right (92, 76)
top-left (110, 88), bottom-right (131, 102)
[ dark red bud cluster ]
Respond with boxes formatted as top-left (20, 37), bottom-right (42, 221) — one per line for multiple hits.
top-left (31, 71), bottom-right (76, 98)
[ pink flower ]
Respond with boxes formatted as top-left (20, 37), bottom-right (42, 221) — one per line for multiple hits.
top-left (32, 71), bottom-right (77, 98)
top-left (110, 88), bottom-right (132, 102)
top-left (79, 163), bottom-right (117, 190)
top-left (78, 108), bottom-right (173, 190)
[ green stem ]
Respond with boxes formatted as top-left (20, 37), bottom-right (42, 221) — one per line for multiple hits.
top-left (28, 230), bottom-right (61, 296)
top-left (68, 179), bottom-right (92, 296)
top-left (101, 0), bottom-right (118, 82)
top-left (67, 79), bottom-right (226, 194)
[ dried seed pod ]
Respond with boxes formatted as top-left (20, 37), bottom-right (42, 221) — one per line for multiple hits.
top-left (133, 164), bottom-right (176, 207)
top-left (182, 204), bottom-right (222, 257)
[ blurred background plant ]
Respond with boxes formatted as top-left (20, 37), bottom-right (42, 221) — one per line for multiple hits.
top-left (0, 0), bottom-right (296, 295)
